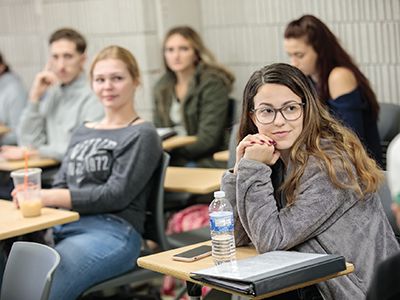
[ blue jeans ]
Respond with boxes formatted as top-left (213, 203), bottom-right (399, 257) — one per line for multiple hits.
top-left (49, 214), bottom-right (141, 300)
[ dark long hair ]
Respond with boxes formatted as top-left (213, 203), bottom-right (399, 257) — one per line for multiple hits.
top-left (284, 15), bottom-right (379, 120)
top-left (239, 63), bottom-right (383, 205)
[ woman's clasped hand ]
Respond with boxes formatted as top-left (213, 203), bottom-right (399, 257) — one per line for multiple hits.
top-left (235, 134), bottom-right (279, 172)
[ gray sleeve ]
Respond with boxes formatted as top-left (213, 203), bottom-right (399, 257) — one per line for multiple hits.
top-left (234, 158), bottom-right (354, 254)
top-left (37, 143), bottom-right (65, 161)
top-left (1, 87), bottom-right (27, 145)
top-left (69, 127), bottom-right (163, 214)
top-left (51, 152), bottom-right (69, 189)
top-left (39, 93), bottom-right (103, 161)
top-left (221, 169), bottom-right (252, 247)
top-left (17, 101), bottom-right (47, 148)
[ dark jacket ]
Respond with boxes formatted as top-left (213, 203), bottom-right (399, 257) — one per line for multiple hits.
top-left (153, 64), bottom-right (233, 168)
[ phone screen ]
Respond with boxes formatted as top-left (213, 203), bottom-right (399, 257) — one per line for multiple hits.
top-left (172, 245), bottom-right (212, 261)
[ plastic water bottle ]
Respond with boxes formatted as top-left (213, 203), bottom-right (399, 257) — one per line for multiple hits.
top-left (209, 191), bottom-right (236, 265)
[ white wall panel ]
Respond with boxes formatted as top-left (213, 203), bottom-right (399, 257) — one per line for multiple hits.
top-left (393, 0), bottom-right (400, 20)
top-left (396, 65), bottom-right (400, 104)
top-left (367, 23), bottom-right (378, 64)
top-left (357, 23), bottom-right (368, 64)
top-left (388, 65), bottom-right (398, 103)
top-left (0, 0), bottom-right (399, 118)
top-left (394, 23), bottom-right (400, 63)
top-left (0, 0), bottom-right (161, 119)
top-left (199, 0), bottom-right (400, 105)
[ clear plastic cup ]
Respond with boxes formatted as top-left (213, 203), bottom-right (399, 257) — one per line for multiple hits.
top-left (10, 168), bottom-right (42, 218)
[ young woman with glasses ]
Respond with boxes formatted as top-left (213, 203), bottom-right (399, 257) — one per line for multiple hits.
top-left (284, 15), bottom-right (382, 166)
top-left (221, 63), bottom-right (399, 300)
top-left (153, 26), bottom-right (235, 168)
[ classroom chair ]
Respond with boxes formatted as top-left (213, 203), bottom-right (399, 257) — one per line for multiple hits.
top-left (227, 123), bottom-right (238, 169)
top-left (0, 242), bottom-right (60, 300)
top-left (228, 98), bottom-right (239, 126)
top-left (377, 103), bottom-right (400, 169)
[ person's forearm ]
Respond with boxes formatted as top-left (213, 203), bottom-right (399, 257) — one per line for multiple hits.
top-left (41, 189), bottom-right (72, 209)
top-left (28, 91), bottom-right (41, 104)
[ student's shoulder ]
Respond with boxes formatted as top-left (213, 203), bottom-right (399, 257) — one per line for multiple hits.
top-left (135, 121), bottom-right (159, 138)
top-left (198, 65), bottom-right (230, 85)
top-left (328, 67), bottom-right (357, 99)
top-left (134, 122), bottom-right (163, 151)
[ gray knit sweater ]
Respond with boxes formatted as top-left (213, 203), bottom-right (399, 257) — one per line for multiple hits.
top-left (52, 121), bottom-right (163, 234)
top-left (221, 154), bottom-right (400, 300)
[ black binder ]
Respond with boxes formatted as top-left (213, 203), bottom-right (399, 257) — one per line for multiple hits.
top-left (190, 251), bottom-right (346, 296)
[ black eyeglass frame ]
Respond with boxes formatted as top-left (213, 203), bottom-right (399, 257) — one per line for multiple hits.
top-left (252, 102), bottom-right (305, 125)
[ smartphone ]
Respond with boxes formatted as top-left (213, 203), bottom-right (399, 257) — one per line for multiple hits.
top-left (171, 245), bottom-right (212, 262)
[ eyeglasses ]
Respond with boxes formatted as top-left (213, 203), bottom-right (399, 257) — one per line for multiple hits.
top-left (252, 103), bottom-right (305, 124)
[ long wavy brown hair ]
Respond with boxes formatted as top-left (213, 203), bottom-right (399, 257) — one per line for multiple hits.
top-left (162, 26), bottom-right (235, 88)
top-left (239, 63), bottom-right (383, 205)
top-left (284, 15), bottom-right (380, 120)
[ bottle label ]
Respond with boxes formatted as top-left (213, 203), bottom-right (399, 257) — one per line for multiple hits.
top-left (209, 213), bottom-right (234, 232)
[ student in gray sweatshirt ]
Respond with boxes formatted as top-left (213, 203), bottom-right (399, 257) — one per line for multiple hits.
top-left (221, 63), bottom-right (399, 300)
top-left (0, 28), bottom-right (103, 163)
top-left (11, 46), bottom-right (163, 300)
top-left (0, 52), bottom-right (27, 146)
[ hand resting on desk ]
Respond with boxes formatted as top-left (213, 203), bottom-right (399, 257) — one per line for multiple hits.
top-left (0, 145), bottom-right (39, 161)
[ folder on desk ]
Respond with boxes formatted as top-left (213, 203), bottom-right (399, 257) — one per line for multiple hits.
top-left (190, 251), bottom-right (346, 296)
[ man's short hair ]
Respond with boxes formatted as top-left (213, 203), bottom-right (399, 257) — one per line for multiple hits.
top-left (49, 28), bottom-right (87, 54)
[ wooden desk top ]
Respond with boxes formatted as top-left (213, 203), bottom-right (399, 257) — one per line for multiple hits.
top-left (162, 136), bottom-right (197, 150)
top-left (213, 150), bottom-right (229, 162)
top-left (0, 136), bottom-right (195, 172)
top-left (0, 157), bottom-right (60, 172)
top-left (0, 126), bottom-right (11, 135)
top-left (0, 199), bottom-right (79, 240)
top-left (164, 167), bottom-right (226, 194)
top-left (138, 241), bottom-right (354, 299)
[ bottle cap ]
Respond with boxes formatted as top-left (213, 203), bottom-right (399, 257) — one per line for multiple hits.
top-left (214, 191), bottom-right (225, 198)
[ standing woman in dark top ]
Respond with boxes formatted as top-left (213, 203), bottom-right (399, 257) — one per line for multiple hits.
top-left (153, 26), bottom-right (235, 168)
top-left (284, 15), bottom-right (382, 166)
top-left (12, 45), bottom-right (163, 300)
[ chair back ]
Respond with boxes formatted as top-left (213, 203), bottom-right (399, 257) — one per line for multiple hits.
top-left (228, 123), bottom-right (238, 169)
top-left (0, 242), bottom-right (60, 300)
top-left (378, 103), bottom-right (400, 142)
top-left (228, 98), bottom-right (239, 126)
top-left (378, 103), bottom-right (400, 168)
top-left (379, 171), bottom-right (400, 243)
top-left (142, 151), bottom-right (171, 251)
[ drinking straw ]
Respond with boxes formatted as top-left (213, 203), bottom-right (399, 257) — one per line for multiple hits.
top-left (24, 151), bottom-right (28, 188)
